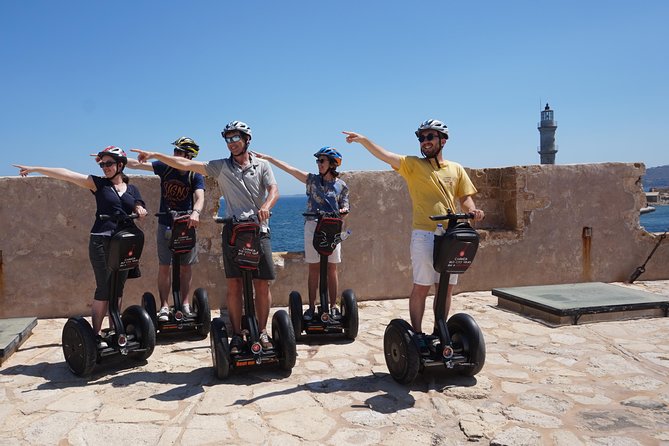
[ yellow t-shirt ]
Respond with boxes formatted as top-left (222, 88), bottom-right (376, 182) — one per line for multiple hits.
top-left (395, 156), bottom-right (477, 231)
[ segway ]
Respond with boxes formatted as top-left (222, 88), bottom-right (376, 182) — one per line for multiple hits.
top-left (61, 213), bottom-right (156, 377)
top-left (142, 210), bottom-right (211, 338)
top-left (383, 211), bottom-right (486, 384)
top-left (288, 211), bottom-right (358, 341)
top-left (210, 217), bottom-right (297, 379)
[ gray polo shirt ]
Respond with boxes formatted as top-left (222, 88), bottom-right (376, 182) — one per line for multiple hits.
top-left (204, 153), bottom-right (277, 232)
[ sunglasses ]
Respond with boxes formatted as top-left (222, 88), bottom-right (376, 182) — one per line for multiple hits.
top-left (223, 134), bottom-right (243, 144)
top-left (316, 158), bottom-right (329, 164)
top-left (417, 133), bottom-right (440, 143)
top-left (98, 161), bottom-right (116, 168)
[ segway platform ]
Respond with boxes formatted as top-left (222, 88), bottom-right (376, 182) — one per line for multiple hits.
top-left (493, 282), bottom-right (669, 326)
top-left (0, 317), bottom-right (37, 365)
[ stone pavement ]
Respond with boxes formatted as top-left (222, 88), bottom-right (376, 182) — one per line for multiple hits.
top-left (1, 281), bottom-right (669, 446)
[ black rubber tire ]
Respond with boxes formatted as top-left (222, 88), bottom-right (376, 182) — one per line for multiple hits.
top-left (193, 287), bottom-right (211, 339)
top-left (447, 312), bottom-right (486, 376)
top-left (141, 292), bottom-right (158, 332)
top-left (122, 305), bottom-right (156, 361)
top-left (210, 317), bottom-right (231, 379)
top-left (288, 291), bottom-right (303, 341)
top-left (272, 310), bottom-right (297, 371)
top-left (384, 318), bottom-right (420, 384)
top-left (62, 317), bottom-right (97, 377)
top-left (341, 289), bottom-right (359, 340)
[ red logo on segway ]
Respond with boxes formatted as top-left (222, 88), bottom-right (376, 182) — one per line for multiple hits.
top-left (459, 249), bottom-right (466, 257)
top-left (127, 250), bottom-right (133, 256)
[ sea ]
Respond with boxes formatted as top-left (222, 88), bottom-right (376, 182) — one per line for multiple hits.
top-left (219, 195), bottom-right (306, 252)
top-left (640, 205), bottom-right (669, 233)
top-left (220, 197), bottom-right (669, 252)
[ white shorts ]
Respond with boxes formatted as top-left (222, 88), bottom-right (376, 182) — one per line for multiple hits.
top-left (410, 230), bottom-right (458, 286)
top-left (304, 220), bottom-right (342, 264)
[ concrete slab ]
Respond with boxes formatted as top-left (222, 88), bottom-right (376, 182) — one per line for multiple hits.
top-left (493, 282), bottom-right (669, 325)
top-left (0, 317), bottom-right (37, 364)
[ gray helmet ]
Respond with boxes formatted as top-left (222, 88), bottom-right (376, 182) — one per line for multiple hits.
top-left (415, 119), bottom-right (449, 139)
top-left (222, 120), bottom-right (252, 141)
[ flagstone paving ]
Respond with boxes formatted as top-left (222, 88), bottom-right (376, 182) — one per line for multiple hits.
top-left (2, 281), bottom-right (669, 445)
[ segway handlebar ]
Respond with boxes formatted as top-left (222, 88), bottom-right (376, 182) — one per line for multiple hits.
top-left (303, 210), bottom-right (348, 219)
top-left (213, 213), bottom-right (270, 225)
top-left (99, 213), bottom-right (139, 222)
top-left (430, 211), bottom-right (475, 221)
top-left (155, 210), bottom-right (193, 218)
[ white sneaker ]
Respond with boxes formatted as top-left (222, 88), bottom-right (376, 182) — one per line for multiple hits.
top-left (96, 335), bottom-right (108, 349)
top-left (158, 307), bottom-right (169, 322)
top-left (182, 304), bottom-right (194, 317)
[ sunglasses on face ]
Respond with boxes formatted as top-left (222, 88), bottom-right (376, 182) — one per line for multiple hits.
top-left (316, 158), bottom-right (329, 164)
top-left (98, 161), bottom-right (116, 168)
top-left (174, 148), bottom-right (191, 157)
top-left (417, 133), bottom-right (440, 143)
top-left (223, 134), bottom-right (243, 144)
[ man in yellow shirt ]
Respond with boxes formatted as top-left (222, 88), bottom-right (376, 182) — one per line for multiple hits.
top-left (343, 119), bottom-right (484, 335)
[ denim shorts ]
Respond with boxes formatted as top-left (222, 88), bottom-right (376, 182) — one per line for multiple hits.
top-left (410, 230), bottom-right (458, 287)
top-left (89, 234), bottom-right (128, 301)
top-left (304, 220), bottom-right (342, 264)
top-left (157, 224), bottom-right (199, 266)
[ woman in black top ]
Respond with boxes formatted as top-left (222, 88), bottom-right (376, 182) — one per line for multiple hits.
top-left (14, 146), bottom-right (148, 341)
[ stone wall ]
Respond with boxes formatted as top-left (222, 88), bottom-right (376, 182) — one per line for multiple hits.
top-left (1, 162), bottom-right (667, 319)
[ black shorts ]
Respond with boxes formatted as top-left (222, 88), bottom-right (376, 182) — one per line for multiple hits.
top-left (89, 235), bottom-right (128, 301)
top-left (221, 224), bottom-right (275, 280)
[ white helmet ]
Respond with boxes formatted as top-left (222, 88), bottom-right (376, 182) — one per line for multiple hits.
top-left (415, 119), bottom-right (449, 139)
top-left (222, 120), bottom-right (252, 141)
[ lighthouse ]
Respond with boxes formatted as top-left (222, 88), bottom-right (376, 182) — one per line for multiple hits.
top-left (538, 103), bottom-right (558, 164)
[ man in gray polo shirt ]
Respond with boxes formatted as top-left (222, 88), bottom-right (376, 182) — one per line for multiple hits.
top-left (132, 120), bottom-right (279, 354)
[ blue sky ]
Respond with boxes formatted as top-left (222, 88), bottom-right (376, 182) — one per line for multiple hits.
top-left (2, 1), bottom-right (667, 195)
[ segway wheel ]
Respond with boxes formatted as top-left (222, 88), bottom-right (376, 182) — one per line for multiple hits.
top-left (447, 313), bottom-right (486, 376)
top-left (383, 319), bottom-right (420, 384)
top-left (193, 287), bottom-right (211, 339)
top-left (272, 310), bottom-right (297, 372)
top-left (341, 289), bottom-right (359, 340)
top-left (62, 317), bottom-right (97, 377)
top-left (288, 291), bottom-right (303, 341)
top-left (210, 317), bottom-right (231, 379)
top-left (122, 305), bottom-right (157, 361)
top-left (141, 292), bottom-right (158, 331)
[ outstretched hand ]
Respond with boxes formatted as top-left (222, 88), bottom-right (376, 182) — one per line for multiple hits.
top-left (251, 150), bottom-right (269, 160)
top-left (342, 131), bottom-right (365, 145)
top-left (130, 148), bottom-right (153, 164)
top-left (12, 164), bottom-right (33, 177)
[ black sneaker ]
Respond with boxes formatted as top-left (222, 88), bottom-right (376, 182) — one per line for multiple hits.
top-left (416, 334), bottom-right (430, 356)
top-left (230, 335), bottom-right (244, 355)
top-left (303, 307), bottom-right (315, 321)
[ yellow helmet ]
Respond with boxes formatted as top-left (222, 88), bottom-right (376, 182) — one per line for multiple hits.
top-left (172, 137), bottom-right (200, 158)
